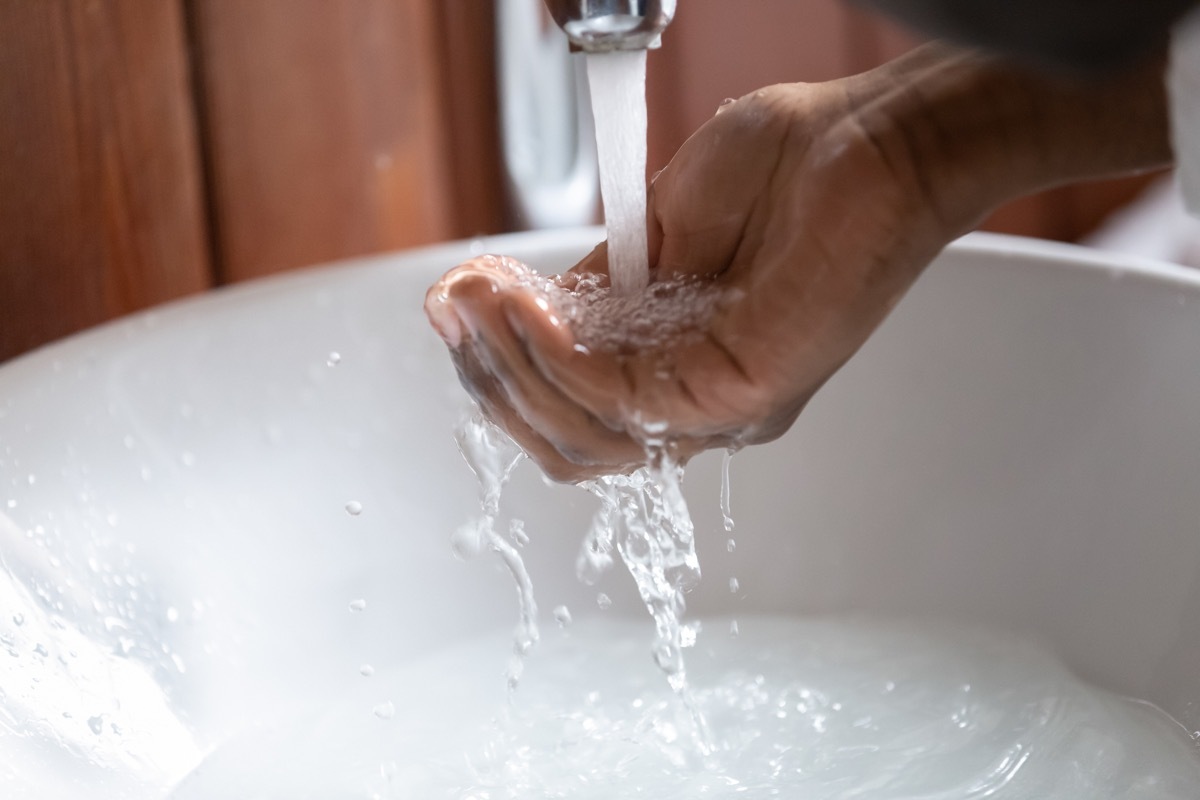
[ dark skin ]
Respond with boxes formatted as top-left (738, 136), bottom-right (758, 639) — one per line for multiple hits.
top-left (426, 43), bottom-right (1172, 483)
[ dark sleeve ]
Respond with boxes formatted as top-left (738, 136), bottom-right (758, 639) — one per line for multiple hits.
top-left (856, 0), bottom-right (1198, 73)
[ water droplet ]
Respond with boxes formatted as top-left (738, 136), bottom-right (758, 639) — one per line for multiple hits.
top-left (166, 606), bottom-right (179, 623)
top-left (553, 605), bottom-right (572, 627)
top-left (345, 500), bottom-right (363, 516)
top-left (26, 473), bottom-right (36, 486)
top-left (87, 715), bottom-right (104, 735)
top-left (360, 663), bottom-right (375, 677)
top-left (326, 351), bottom-right (342, 367)
top-left (509, 519), bottom-right (530, 547)
top-left (730, 619), bottom-right (740, 637)
top-left (180, 451), bottom-right (196, 468)
top-left (348, 598), bottom-right (367, 612)
top-left (729, 577), bottom-right (740, 594)
top-left (373, 701), bottom-right (395, 720)
top-left (5, 499), bottom-right (14, 509)
top-left (727, 538), bottom-right (736, 553)
top-left (12, 613), bottom-right (24, 626)
top-left (122, 435), bottom-right (135, 450)
top-left (105, 512), bottom-right (118, 528)
top-left (33, 643), bottom-right (49, 657)
top-left (596, 592), bottom-right (612, 610)
top-left (179, 403), bottom-right (194, 419)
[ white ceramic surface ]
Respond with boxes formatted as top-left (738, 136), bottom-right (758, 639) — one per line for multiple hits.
top-left (2, 228), bottom-right (1199, 795)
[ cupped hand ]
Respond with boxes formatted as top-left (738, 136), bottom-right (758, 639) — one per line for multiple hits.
top-left (424, 45), bottom-right (1170, 482)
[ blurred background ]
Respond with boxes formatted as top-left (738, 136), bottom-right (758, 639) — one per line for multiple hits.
top-left (0, 0), bottom-right (1176, 364)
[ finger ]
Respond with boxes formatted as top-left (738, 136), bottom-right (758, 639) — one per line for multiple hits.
top-left (456, 288), bottom-right (648, 473)
top-left (449, 344), bottom-right (599, 484)
top-left (500, 287), bottom-right (636, 433)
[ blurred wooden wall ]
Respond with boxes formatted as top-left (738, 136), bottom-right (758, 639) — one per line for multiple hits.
top-left (0, 0), bottom-right (1156, 365)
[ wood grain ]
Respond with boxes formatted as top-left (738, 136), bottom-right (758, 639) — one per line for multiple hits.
top-left (0, 0), bottom-right (212, 363)
top-left (188, 0), bottom-right (463, 282)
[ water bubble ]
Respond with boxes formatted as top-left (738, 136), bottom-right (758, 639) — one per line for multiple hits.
top-left (345, 500), bottom-right (363, 516)
top-left (553, 605), bottom-right (572, 627)
top-left (326, 351), bottom-right (342, 367)
top-left (596, 592), bottom-right (612, 610)
top-left (373, 701), bottom-right (396, 720)
top-left (729, 577), bottom-right (740, 594)
top-left (360, 664), bottom-right (375, 677)
top-left (348, 598), bottom-right (367, 612)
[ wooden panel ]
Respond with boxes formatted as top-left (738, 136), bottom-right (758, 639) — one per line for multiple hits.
top-left (189, 0), bottom-right (460, 282)
top-left (430, 3), bottom-right (507, 238)
top-left (0, 0), bottom-right (212, 363)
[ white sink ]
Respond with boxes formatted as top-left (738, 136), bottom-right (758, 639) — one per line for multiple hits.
top-left (2, 228), bottom-right (1199, 795)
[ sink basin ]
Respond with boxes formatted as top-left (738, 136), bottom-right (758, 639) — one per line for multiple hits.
top-left (2, 228), bottom-right (1199, 795)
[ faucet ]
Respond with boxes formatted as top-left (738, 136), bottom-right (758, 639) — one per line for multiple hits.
top-left (542, 0), bottom-right (675, 52)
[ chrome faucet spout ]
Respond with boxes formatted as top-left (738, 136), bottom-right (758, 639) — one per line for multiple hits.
top-left (542, 0), bottom-right (675, 52)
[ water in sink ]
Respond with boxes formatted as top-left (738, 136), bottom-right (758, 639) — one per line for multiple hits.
top-left (167, 614), bottom-right (1200, 799)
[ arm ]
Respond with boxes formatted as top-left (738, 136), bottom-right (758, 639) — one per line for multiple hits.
top-left (427, 43), bottom-right (1173, 482)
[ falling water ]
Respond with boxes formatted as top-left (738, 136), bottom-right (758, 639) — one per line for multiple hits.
top-left (587, 50), bottom-right (650, 296)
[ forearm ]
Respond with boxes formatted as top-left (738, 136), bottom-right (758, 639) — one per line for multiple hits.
top-left (843, 44), bottom-right (1173, 238)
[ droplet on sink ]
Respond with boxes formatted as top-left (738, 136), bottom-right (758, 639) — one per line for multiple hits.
top-left (345, 501), bottom-right (363, 516)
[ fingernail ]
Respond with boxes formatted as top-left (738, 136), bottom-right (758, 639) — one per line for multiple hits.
top-left (425, 294), bottom-right (464, 348)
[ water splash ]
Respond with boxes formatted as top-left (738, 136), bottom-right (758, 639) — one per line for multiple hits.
top-left (453, 413), bottom-right (538, 695)
top-left (580, 448), bottom-right (713, 752)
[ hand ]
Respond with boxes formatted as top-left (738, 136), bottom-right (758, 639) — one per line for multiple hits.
top-left (425, 45), bottom-right (1170, 483)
